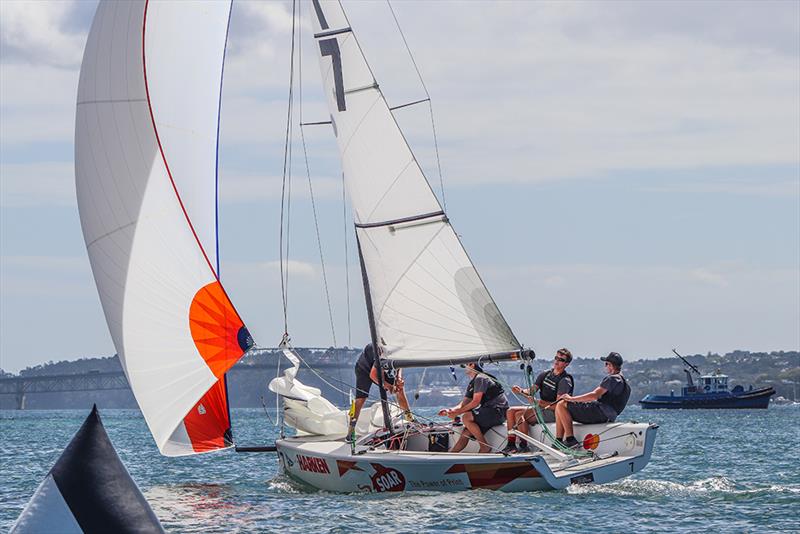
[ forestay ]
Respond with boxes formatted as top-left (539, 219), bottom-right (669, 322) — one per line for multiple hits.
top-left (310, 0), bottom-right (520, 367)
top-left (75, 0), bottom-right (253, 456)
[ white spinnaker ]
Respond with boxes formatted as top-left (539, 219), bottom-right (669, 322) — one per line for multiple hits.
top-left (75, 1), bottom-right (246, 456)
top-left (310, 0), bottom-right (520, 366)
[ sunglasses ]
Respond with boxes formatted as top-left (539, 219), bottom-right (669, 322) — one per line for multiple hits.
top-left (554, 356), bottom-right (568, 363)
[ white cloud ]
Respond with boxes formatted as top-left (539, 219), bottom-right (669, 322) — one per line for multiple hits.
top-left (0, 161), bottom-right (75, 207)
top-left (346, 1), bottom-right (800, 185)
top-left (3, 0), bottom-right (797, 190)
top-left (480, 261), bottom-right (800, 358)
top-left (0, 255), bottom-right (90, 297)
top-left (689, 268), bottom-right (729, 288)
top-left (0, 63), bottom-right (79, 146)
top-left (218, 170), bottom-right (342, 204)
top-left (543, 275), bottom-right (566, 289)
top-left (640, 179), bottom-right (799, 198)
top-left (224, 259), bottom-right (316, 283)
top-left (0, 0), bottom-right (86, 68)
top-left (0, 1), bottom-right (797, 371)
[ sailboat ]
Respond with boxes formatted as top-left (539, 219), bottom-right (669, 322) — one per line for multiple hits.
top-left (75, 0), bottom-right (657, 493)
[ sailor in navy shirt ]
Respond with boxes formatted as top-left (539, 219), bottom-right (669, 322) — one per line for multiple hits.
top-left (555, 352), bottom-right (631, 448)
top-left (504, 348), bottom-right (574, 453)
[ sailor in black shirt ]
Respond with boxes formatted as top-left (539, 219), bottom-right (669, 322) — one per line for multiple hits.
top-left (503, 348), bottom-right (574, 453)
top-left (555, 352), bottom-right (631, 448)
top-left (351, 343), bottom-right (410, 428)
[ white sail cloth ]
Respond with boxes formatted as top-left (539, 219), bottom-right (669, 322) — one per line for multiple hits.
top-left (269, 349), bottom-right (348, 437)
top-left (310, 0), bottom-right (520, 366)
top-left (75, 1), bottom-right (251, 456)
top-left (269, 349), bottom-right (396, 436)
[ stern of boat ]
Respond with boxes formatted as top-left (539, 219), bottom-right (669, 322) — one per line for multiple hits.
top-left (532, 422), bottom-right (658, 489)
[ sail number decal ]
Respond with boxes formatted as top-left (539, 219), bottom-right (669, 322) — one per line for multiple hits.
top-left (319, 39), bottom-right (346, 112)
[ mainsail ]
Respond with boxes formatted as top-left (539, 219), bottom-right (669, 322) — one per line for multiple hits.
top-left (310, 0), bottom-right (521, 367)
top-left (75, 1), bottom-right (253, 456)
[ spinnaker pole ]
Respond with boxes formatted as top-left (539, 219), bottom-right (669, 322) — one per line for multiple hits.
top-left (355, 231), bottom-right (393, 431)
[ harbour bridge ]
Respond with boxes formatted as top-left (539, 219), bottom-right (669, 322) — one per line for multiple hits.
top-left (0, 348), bottom-right (357, 410)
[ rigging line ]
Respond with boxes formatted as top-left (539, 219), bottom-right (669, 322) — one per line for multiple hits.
top-left (288, 351), bottom-right (455, 435)
top-left (300, 127), bottom-right (337, 346)
top-left (285, 90), bottom-right (295, 327)
top-left (342, 174), bottom-right (352, 347)
top-left (298, 0), bottom-right (336, 347)
top-left (279, 0), bottom-right (298, 334)
top-left (386, 0), bottom-right (447, 211)
top-left (412, 367), bottom-right (427, 407)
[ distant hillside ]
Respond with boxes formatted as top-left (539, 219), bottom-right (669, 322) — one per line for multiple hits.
top-left (1, 349), bottom-right (797, 409)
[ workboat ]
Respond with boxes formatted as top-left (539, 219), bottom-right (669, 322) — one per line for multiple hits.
top-left (74, 0), bottom-right (657, 493)
top-left (640, 350), bottom-right (775, 409)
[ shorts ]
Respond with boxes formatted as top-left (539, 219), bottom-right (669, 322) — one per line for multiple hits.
top-left (535, 408), bottom-right (557, 424)
top-left (472, 406), bottom-right (506, 433)
top-left (567, 401), bottom-right (615, 424)
top-left (354, 365), bottom-right (395, 399)
top-left (509, 406), bottom-right (556, 424)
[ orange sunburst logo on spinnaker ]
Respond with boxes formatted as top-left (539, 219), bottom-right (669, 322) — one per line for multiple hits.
top-left (189, 281), bottom-right (254, 378)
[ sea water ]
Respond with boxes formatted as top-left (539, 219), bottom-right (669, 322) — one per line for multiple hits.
top-left (1, 405), bottom-right (798, 533)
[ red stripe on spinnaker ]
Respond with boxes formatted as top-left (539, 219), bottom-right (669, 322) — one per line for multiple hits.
top-left (141, 1), bottom-right (248, 452)
top-left (183, 380), bottom-right (232, 452)
top-left (141, 0), bottom-right (246, 325)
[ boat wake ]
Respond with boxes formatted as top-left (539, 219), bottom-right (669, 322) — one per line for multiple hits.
top-left (267, 474), bottom-right (317, 494)
top-left (566, 476), bottom-right (800, 499)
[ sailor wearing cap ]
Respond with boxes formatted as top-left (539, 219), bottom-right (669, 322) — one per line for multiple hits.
top-left (438, 362), bottom-right (508, 453)
top-left (554, 352), bottom-right (631, 448)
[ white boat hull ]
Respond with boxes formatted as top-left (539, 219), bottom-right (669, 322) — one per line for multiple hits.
top-left (275, 421), bottom-right (657, 493)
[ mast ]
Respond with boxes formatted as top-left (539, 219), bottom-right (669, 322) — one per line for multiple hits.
top-left (309, 0), bottom-right (522, 369)
top-left (355, 231), bottom-right (392, 431)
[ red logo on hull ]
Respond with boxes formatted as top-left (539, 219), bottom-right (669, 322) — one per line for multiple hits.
top-left (370, 463), bottom-right (406, 492)
top-left (297, 455), bottom-right (331, 474)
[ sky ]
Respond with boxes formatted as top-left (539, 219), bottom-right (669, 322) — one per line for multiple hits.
top-left (1, 0), bottom-right (798, 373)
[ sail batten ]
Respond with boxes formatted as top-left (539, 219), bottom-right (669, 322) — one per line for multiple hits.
top-left (76, 0), bottom-right (252, 457)
top-left (311, 0), bottom-right (520, 366)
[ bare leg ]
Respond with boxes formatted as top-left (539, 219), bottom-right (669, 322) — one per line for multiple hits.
top-left (506, 407), bottom-right (522, 432)
top-left (352, 397), bottom-right (367, 423)
top-left (394, 387), bottom-right (410, 413)
top-left (461, 411), bottom-right (490, 453)
top-left (450, 428), bottom-right (472, 453)
top-left (555, 400), bottom-right (573, 439)
top-left (518, 408), bottom-right (535, 436)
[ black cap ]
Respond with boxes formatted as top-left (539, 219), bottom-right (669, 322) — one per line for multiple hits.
top-left (601, 352), bottom-right (623, 367)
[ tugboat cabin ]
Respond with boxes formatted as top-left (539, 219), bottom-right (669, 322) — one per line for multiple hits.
top-left (681, 371), bottom-right (728, 396)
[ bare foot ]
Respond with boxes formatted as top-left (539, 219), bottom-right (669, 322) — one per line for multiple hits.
top-left (478, 445), bottom-right (491, 453)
